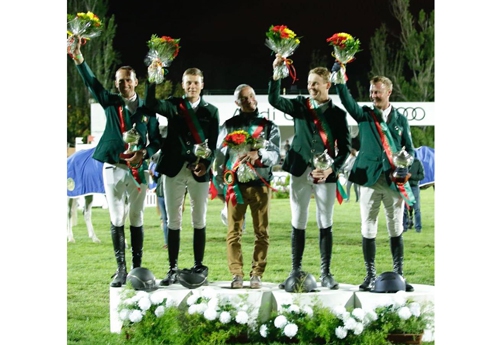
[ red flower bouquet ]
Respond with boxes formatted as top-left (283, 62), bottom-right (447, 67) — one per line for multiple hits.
top-left (223, 130), bottom-right (253, 150)
top-left (145, 34), bottom-right (181, 84)
top-left (223, 130), bottom-right (258, 183)
top-left (265, 25), bottom-right (301, 82)
top-left (326, 32), bottom-right (361, 83)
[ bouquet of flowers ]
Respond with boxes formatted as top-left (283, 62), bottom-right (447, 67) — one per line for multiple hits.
top-left (326, 32), bottom-right (361, 83)
top-left (223, 130), bottom-right (258, 183)
top-left (265, 25), bottom-right (301, 82)
top-left (144, 34), bottom-right (181, 84)
top-left (223, 130), bottom-right (254, 152)
top-left (67, 11), bottom-right (103, 57)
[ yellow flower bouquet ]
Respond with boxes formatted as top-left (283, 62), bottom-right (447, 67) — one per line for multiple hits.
top-left (145, 34), bottom-right (181, 84)
top-left (265, 25), bottom-right (301, 82)
top-left (67, 11), bottom-right (103, 57)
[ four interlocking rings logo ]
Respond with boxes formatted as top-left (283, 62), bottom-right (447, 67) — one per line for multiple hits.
top-left (396, 107), bottom-right (426, 121)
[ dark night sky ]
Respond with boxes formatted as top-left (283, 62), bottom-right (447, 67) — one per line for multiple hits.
top-left (107, 0), bottom-right (434, 94)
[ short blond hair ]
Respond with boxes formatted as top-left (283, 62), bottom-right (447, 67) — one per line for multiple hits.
top-left (309, 67), bottom-right (331, 83)
top-left (183, 67), bottom-right (204, 81)
top-left (370, 76), bottom-right (393, 91)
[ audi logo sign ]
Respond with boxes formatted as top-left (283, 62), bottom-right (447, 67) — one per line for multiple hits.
top-left (395, 107), bottom-right (426, 121)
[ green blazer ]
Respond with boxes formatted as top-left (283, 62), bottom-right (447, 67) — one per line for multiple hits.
top-left (268, 79), bottom-right (350, 181)
top-left (335, 83), bottom-right (415, 187)
top-left (76, 62), bottom-right (161, 165)
top-left (145, 81), bottom-right (219, 182)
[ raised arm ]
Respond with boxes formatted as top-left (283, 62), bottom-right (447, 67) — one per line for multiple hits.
top-left (332, 64), bottom-right (365, 122)
top-left (144, 80), bottom-right (177, 118)
top-left (267, 55), bottom-right (307, 118)
top-left (71, 35), bottom-right (110, 106)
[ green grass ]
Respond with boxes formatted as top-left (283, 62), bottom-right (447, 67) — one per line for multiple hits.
top-left (67, 188), bottom-right (434, 344)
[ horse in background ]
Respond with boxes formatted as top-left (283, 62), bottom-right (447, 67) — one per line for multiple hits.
top-left (67, 147), bottom-right (105, 243)
top-left (68, 194), bottom-right (101, 243)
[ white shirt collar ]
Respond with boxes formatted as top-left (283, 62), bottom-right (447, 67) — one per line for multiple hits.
top-left (382, 105), bottom-right (392, 122)
top-left (123, 93), bottom-right (138, 114)
top-left (190, 98), bottom-right (201, 110)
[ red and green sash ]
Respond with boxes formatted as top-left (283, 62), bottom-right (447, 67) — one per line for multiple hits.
top-left (306, 99), bottom-right (335, 158)
top-left (118, 105), bottom-right (146, 190)
top-left (369, 110), bottom-right (415, 206)
top-left (306, 99), bottom-right (346, 203)
top-left (179, 99), bottom-right (205, 144)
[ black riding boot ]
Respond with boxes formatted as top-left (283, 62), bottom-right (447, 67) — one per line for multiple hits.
top-left (160, 229), bottom-right (180, 286)
top-left (110, 224), bottom-right (127, 287)
top-left (390, 234), bottom-right (414, 292)
top-left (193, 227), bottom-right (207, 269)
top-left (319, 227), bottom-right (339, 289)
top-left (359, 237), bottom-right (376, 291)
top-left (279, 227), bottom-right (305, 289)
top-left (130, 225), bottom-right (143, 269)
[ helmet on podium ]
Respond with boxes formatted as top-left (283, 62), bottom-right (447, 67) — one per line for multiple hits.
top-left (284, 271), bottom-right (317, 293)
top-left (127, 267), bottom-right (158, 292)
top-left (371, 272), bottom-right (406, 293)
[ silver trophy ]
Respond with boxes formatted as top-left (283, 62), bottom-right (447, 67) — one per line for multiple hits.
top-left (120, 124), bottom-right (140, 159)
top-left (190, 139), bottom-right (212, 170)
top-left (391, 146), bottom-right (414, 184)
top-left (310, 149), bottom-right (334, 183)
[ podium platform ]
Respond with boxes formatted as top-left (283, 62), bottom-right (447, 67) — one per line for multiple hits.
top-left (110, 280), bottom-right (435, 334)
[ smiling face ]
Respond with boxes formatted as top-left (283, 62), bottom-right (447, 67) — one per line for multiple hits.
top-left (235, 86), bottom-right (258, 113)
top-left (307, 68), bottom-right (331, 103)
top-left (369, 76), bottom-right (393, 111)
top-left (182, 74), bottom-right (204, 103)
top-left (115, 67), bottom-right (138, 99)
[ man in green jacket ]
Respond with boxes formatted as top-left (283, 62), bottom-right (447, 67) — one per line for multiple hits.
top-left (70, 36), bottom-right (162, 287)
top-left (145, 68), bottom-right (219, 287)
top-left (332, 63), bottom-right (415, 292)
top-left (269, 54), bottom-right (351, 290)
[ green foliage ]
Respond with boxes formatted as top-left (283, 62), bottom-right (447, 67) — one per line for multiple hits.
top-left (365, 0), bottom-right (434, 102)
top-left (67, 104), bottom-right (90, 143)
top-left (135, 79), bottom-right (173, 100)
top-left (368, 298), bottom-right (434, 336)
top-left (118, 292), bottom-right (433, 344)
top-left (411, 126), bottom-right (434, 148)
top-left (173, 82), bottom-right (185, 97)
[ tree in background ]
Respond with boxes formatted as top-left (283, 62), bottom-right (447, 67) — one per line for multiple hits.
top-left (357, 0), bottom-right (434, 148)
top-left (135, 79), bottom-right (173, 100)
top-left (67, 0), bottom-right (119, 146)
